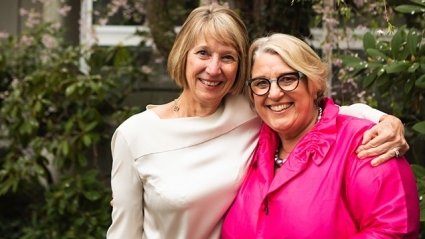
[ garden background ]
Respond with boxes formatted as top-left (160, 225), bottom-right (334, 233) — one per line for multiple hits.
top-left (0, 0), bottom-right (424, 238)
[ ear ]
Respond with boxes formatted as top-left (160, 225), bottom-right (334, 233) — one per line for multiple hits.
top-left (314, 91), bottom-right (325, 106)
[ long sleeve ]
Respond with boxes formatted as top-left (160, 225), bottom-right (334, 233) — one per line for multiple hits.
top-left (346, 153), bottom-right (420, 238)
top-left (339, 103), bottom-right (385, 123)
top-left (106, 130), bottom-right (144, 239)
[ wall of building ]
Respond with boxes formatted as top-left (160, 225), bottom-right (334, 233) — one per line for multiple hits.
top-left (0, 0), bottom-right (20, 35)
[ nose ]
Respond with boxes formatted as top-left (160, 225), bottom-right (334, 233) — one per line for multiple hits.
top-left (268, 80), bottom-right (284, 98)
top-left (206, 56), bottom-right (221, 76)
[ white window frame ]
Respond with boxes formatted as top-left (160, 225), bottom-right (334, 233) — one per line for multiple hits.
top-left (80, 0), bottom-right (148, 47)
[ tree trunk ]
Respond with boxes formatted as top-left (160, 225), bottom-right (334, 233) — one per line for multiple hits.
top-left (323, 0), bottom-right (335, 93)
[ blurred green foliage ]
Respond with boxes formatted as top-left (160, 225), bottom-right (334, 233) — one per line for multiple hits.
top-left (340, 1), bottom-right (425, 235)
top-left (0, 20), bottom-right (144, 238)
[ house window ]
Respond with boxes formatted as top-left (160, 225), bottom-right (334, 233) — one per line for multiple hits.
top-left (80, 0), bottom-right (149, 47)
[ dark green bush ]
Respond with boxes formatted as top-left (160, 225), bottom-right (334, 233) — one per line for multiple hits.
top-left (0, 20), bottom-right (144, 238)
top-left (341, 25), bottom-right (425, 235)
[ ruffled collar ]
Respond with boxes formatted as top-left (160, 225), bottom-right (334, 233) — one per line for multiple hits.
top-left (252, 98), bottom-right (339, 185)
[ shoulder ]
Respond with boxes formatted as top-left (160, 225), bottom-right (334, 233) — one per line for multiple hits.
top-left (115, 110), bottom-right (155, 139)
top-left (324, 99), bottom-right (374, 134)
top-left (336, 113), bottom-right (374, 137)
top-left (323, 98), bottom-right (374, 135)
top-left (317, 99), bottom-right (374, 153)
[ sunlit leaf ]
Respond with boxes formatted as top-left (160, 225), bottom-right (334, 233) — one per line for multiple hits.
top-left (395, 4), bottom-right (424, 14)
top-left (366, 49), bottom-right (388, 61)
top-left (408, 62), bottom-right (420, 73)
top-left (363, 32), bottom-right (376, 49)
top-left (363, 72), bottom-right (377, 88)
top-left (391, 29), bottom-right (404, 58)
top-left (384, 61), bottom-right (410, 73)
top-left (412, 121), bottom-right (425, 134)
top-left (407, 30), bottom-right (419, 55)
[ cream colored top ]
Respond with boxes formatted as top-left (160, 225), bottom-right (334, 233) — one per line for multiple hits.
top-left (106, 95), bottom-right (384, 239)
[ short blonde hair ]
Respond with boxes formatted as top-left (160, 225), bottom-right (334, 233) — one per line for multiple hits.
top-left (247, 33), bottom-right (329, 103)
top-left (167, 4), bottom-right (249, 95)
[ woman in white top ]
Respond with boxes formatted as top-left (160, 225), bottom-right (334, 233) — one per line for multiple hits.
top-left (106, 4), bottom-right (409, 239)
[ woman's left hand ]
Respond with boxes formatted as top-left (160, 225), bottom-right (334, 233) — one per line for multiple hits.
top-left (356, 114), bottom-right (409, 166)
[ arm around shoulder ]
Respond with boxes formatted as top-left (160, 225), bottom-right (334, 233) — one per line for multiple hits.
top-left (339, 103), bottom-right (385, 123)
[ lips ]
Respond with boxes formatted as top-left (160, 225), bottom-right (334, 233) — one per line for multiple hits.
top-left (269, 103), bottom-right (292, 112)
top-left (200, 79), bottom-right (221, 86)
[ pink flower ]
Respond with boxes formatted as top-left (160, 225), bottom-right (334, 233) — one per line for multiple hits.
top-left (19, 8), bottom-right (28, 16)
top-left (20, 35), bottom-right (34, 46)
top-left (333, 58), bottom-right (343, 67)
top-left (0, 32), bottom-right (9, 39)
top-left (42, 34), bottom-right (58, 49)
top-left (58, 5), bottom-right (72, 16)
top-left (25, 11), bottom-right (41, 28)
top-left (141, 65), bottom-right (152, 74)
top-left (98, 18), bottom-right (108, 26)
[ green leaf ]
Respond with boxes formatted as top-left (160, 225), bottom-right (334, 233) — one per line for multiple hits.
top-left (113, 47), bottom-right (131, 67)
top-left (65, 84), bottom-right (76, 96)
top-left (407, 30), bottom-right (419, 55)
top-left (82, 134), bottom-right (92, 147)
top-left (404, 77), bottom-right (415, 94)
top-left (83, 121), bottom-right (98, 132)
top-left (341, 55), bottom-right (366, 70)
top-left (366, 49), bottom-right (388, 61)
top-left (395, 4), bottom-right (424, 14)
top-left (409, 0), bottom-right (425, 7)
top-left (411, 164), bottom-right (425, 179)
top-left (363, 32), bottom-right (376, 49)
top-left (391, 29), bottom-right (404, 57)
top-left (412, 121), bottom-right (425, 134)
top-left (408, 62), bottom-right (420, 73)
top-left (376, 67), bottom-right (386, 77)
top-left (83, 191), bottom-right (101, 201)
top-left (363, 72), bottom-right (377, 88)
top-left (61, 140), bottom-right (69, 156)
top-left (384, 61), bottom-right (410, 73)
top-left (65, 119), bottom-right (74, 132)
top-left (415, 74), bottom-right (425, 88)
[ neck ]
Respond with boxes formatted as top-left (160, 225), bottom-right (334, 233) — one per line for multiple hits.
top-left (278, 106), bottom-right (322, 154)
top-left (174, 92), bottom-right (223, 117)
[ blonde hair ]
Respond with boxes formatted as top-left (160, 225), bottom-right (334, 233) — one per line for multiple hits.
top-left (167, 4), bottom-right (249, 95)
top-left (247, 33), bottom-right (329, 103)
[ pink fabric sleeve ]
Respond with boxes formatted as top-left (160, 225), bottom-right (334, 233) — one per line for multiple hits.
top-left (345, 153), bottom-right (420, 238)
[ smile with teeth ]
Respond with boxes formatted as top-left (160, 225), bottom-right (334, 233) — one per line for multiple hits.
top-left (200, 79), bottom-right (221, 86)
top-left (269, 103), bottom-right (292, 112)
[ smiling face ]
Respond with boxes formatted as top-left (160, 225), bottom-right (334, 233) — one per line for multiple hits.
top-left (252, 52), bottom-right (318, 140)
top-left (185, 36), bottom-right (239, 105)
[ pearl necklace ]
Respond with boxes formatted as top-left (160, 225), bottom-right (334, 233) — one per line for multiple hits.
top-left (274, 107), bottom-right (323, 168)
top-left (274, 151), bottom-right (287, 168)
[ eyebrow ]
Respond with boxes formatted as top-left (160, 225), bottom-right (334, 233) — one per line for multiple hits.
top-left (251, 71), bottom-right (298, 79)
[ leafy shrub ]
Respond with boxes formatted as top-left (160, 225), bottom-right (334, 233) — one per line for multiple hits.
top-left (0, 18), bottom-right (144, 239)
top-left (341, 26), bottom-right (425, 235)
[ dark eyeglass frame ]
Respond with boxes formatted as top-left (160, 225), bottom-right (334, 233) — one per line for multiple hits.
top-left (246, 71), bottom-right (305, 96)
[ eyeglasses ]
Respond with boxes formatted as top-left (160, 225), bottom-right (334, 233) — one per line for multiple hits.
top-left (246, 71), bottom-right (305, 96)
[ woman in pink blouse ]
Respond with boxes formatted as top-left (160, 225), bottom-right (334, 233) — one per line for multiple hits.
top-left (221, 33), bottom-right (420, 238)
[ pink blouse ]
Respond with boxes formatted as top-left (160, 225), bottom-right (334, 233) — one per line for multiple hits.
top-left (221, 98), bottom-right (419, 239)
